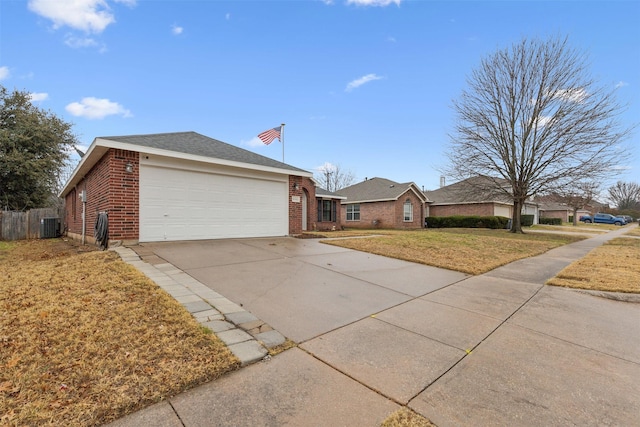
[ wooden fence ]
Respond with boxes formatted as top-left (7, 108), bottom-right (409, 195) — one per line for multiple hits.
top-left (0, 208), bottom-right (65, 241)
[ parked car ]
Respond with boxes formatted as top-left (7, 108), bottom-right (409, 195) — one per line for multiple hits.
top-left (579, 213), bottom-right (626, 226)
top-left (620, 215), bottom-right (634, 224)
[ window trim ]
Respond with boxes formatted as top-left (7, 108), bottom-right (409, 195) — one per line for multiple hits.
top-left (403, 199), bottom-right (413, 222)
top-left (318, 199), bottom-right (336, 222)
top-left (346, 203), bottom-right (360, 221)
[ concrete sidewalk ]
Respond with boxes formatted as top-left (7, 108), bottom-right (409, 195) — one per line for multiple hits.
top-left (107, 226), bottom-right (640, 427)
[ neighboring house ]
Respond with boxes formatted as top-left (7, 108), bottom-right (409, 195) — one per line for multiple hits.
top-left (537, 202), bottom-right (590, 222)
top-left (59, 131), bottom-right (318, 245)
top-left (425, 176), bottom-right (539, 223)
top-left (337, 177), bottom-right (429, 229)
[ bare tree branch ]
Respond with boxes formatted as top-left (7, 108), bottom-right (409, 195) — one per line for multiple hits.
top-left (315, 163), bottom-right (356, 192)
top-left (608, 181), bottom-right (640, 211)
top-left (446, 36), bottom-right (633, 232)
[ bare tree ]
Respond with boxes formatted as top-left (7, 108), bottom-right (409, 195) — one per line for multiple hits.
top-left (446, 36), bottom-right (632, 232)
top-left (544, 181), bottom-right (600, 225)
top-left (315, 162), bottom-right (356, 192)
top-left (608, 181), bottom-right (640, 211)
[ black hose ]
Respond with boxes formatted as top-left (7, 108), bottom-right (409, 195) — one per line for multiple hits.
top-left (94, 212), bottom-right (109, 250)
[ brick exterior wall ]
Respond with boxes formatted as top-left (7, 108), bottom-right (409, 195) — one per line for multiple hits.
top-left (314, 198), bottom-right (342, 232)
top-left (67, 154), bottom-right (313, 242)
top-left (540, 210), bottom-right (569, 222)
top-left (65, 149), bottom-right (139, 244)
top-left (289, 176), bottom-right (318, 234)
top-left (289, 176), bottom-right (342, 233)
top-left (429, 203), bottom-right (495, 217)
top-left (342, 190), bottom-right (425, 229)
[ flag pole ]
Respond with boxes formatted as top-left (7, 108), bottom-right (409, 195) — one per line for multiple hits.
top-left (281, 123), bottom-right (285, 163)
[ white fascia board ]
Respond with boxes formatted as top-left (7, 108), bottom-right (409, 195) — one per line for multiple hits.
top-left (58, 137), bottom-right (106, 197)
top-left (430, 201), bottom-right (513, 206)
top-left (406, 184), bottom-right (429, 202)
top-left (97, 138), bottom-right (313, 178)
top-left (340, 197), bottom-right (396, 205)
top-left (317, 194), bottom-right (348, 200)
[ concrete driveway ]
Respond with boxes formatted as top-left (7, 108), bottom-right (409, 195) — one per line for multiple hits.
top-left (112, 230), bottom-right (640, 426)
top-left (141, 237), bottom-right (467, 343)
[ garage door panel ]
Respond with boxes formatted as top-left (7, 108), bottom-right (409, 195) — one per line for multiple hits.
top-left (140, 165), bottom-right (288, 242)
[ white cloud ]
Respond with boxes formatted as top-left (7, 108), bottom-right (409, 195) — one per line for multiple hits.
top-left (244, 136), bottom-right (270, 147)
top-left (346, 0), bottom-right (401, 6)
top-left (551, 87), bottom-right (588, 103)
top-left (27, 0), bottom-right (136, 33)
top-left (64, 35), bottom-right (99, 48)
top-left (65, 97), bottom-right (132, 119)
top-left (345, 73), bottom-right (383, 92)
top-left (29, 92), bottom-right (49, 102)
top-left (615, 81), bottom-right (629, 89)
top-left (171, 24), bottom-right (183, 35)
top-left (315, 162), bottom-right (337, 173)
top-left (0, 66), bottom-right (9, 80)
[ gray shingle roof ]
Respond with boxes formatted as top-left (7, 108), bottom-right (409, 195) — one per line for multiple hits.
top-left (101, 131), bottom-right (309, 174)
top-left (337, 177), bottom-right (426, 203)
top-left (425, 175), bottom-right (513, 204)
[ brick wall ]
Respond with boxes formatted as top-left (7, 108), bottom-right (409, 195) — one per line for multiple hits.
top-left (289, 176), bottom-right (318, 234)
top-left (540, 210), bottom-right (568, 222)
top-left (108, 150), bottom-right (139, 241)
top-left (342, 190), bottom-right (425, 229)
top-left (429, 203), bottom-right (495, 217)
top-left (313, 199), bottom-right (342, 231)
top-left (65, 149), bottom-right (139, 244)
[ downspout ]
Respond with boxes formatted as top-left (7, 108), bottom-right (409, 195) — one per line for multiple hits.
top-left (80, 190), bottom-right (87, 244)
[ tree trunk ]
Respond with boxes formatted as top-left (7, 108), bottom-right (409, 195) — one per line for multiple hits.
top-left (511, 199), bottom-right (524, 233)
top-left (573, 207), bottom-right (579, 226)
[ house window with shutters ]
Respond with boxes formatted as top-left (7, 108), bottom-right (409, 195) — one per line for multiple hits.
top-left (318, 199), bottom-right (336, 222)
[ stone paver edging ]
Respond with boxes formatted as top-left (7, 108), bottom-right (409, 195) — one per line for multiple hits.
top-left (111, 246), bottom-right (285, 366)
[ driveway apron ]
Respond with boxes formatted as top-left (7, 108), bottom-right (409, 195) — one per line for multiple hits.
top-left (111, 227), bottom-right (640, 427)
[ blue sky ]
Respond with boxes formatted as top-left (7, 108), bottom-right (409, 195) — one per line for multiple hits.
top-left (1, 0), bottom-right (639, 192)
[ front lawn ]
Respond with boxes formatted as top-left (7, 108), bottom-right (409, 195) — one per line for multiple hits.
top-left (530, 224), bottom-right (609, 234)
top-left (547, 237), bottom-right (640, 293)
top-left (0, 239), bottom-right (239, 427)
top-left (316, 228), bottom-right (583, 275)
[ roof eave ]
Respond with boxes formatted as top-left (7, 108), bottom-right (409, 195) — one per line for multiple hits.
top-left (59, 137), bottom-right (313, 197)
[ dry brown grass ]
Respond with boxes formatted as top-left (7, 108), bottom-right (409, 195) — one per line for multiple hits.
top-left (320, 229), bottom-right (582, 275)
top-left (380, 408), bottom-right (436, 427)
top-left (547, 237), bottom-right (640, 293)
top-left (531, 224), bottom-right (609, 234)
top-left (0, 239), bottom-right (239, 426)
top-left (624, 224), bottom-right (640, 237)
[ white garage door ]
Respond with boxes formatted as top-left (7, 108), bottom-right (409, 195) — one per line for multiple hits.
top-left (140, 164), bottom-right (288, 242)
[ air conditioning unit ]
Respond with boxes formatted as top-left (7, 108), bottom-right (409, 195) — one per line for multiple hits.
top-left (40, 217), bottom-right (59, 239)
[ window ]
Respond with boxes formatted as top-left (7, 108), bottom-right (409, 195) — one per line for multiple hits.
top-left (403, 199), bottom-right (413, 222)
top-left (346, 204), bottom-right (360, 221)
top-left (318, 200), bottom-right (336, 222)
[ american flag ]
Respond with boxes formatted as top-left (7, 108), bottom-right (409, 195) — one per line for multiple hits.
top-left (258, 126), bottom-right (281, 145)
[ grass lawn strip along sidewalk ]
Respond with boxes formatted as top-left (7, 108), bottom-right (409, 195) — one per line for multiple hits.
top-left (0, 239), bottom-right (239, 427)
top-left (547, 237), bottom-right (640, 294)
top-left (318, 228), bottom-right (583, 275)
